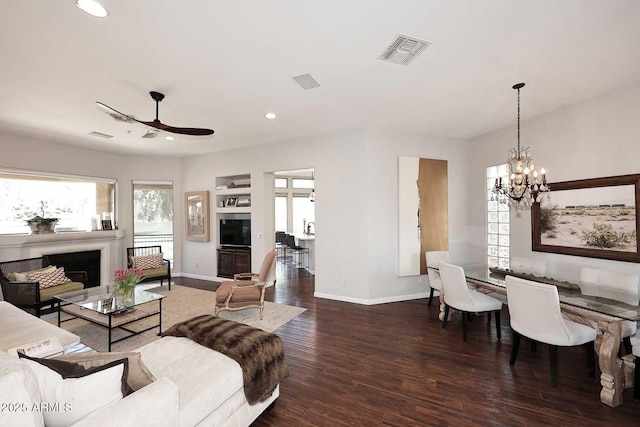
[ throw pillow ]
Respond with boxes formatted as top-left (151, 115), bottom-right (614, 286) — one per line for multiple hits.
top-left (52, 351), bottom-right (156, 392)
top-left (13, 265), bottom-right (56, 282)
top-left (19, 353), bottom-right (128, 427)
top-left (26, 267), bottom-right (72, 289)
top-left (132, 253), bottom-right (163, 269)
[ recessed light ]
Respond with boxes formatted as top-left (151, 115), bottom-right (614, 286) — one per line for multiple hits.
top-left (165, 136), bottom-right (175, 141)
top-left (76, 0), bottom-right (109, 18)
top-left (265, 112), bottom-right (277, 119)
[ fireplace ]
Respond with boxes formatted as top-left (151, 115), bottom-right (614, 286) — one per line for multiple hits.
top-left (46, 250), bottom-right (101, 288)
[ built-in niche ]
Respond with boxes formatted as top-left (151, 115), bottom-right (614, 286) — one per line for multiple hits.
top-left (398, 156), bottom-right (448, 276)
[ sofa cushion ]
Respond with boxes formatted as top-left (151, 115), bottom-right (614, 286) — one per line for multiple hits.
top-left (52, 351), bottom-right (156, 392)
top-left (132, 253), bottom-right (163, 269)
top-left (0, 351), bottom-right (44, 427)
top-left (20, 354), bottom-right (127, 427)
top-left (13, 265), bottom-right (56, 282)
top-left (39, 281), bottom-right (85, 302)
top-left (141, 267), bottom-right (169, 279)
top-left (136, 336), bottom-right (243, 427)
top-left (26, 267), bottom-right (71, 289)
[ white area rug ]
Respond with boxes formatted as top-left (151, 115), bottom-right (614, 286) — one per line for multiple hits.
top-left (47, 285), bottom-right (305, 352)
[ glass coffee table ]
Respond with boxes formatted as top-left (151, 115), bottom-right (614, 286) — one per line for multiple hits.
top-left (54, 286), bottom-right (166, 351)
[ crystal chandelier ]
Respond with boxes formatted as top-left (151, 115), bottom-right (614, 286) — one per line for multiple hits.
top-left (492, 82), bottom-right (550, 215)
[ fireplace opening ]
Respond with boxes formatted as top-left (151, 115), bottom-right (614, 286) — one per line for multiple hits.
top-left (45, 250), bottom-right (101, 288)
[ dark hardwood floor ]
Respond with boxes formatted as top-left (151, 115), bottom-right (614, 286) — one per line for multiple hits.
top-left (176, 264), bottom-right (639, 426)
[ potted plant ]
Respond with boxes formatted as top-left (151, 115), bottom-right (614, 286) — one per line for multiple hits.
top-left (14, 201), bottom-right (68, 234)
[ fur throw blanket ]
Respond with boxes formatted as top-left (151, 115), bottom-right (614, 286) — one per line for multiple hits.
top-left (161, 315), bottom-right (288, 405)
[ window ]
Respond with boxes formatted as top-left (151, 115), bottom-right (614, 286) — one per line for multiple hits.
top-left (275, 178), bottom-right (288, 188)
top-left (487, 165), bottom-right (510, 269)
top-left (0, 170), bottom-right (115, 235)
top-left (292, 194), bottom-right (315, 235)
top-left (133, 181), bottom-right (174, 263)
top-left (275, 195), bottom-right (288, 232)
top-left (292, 178), bottom-right (314, 189)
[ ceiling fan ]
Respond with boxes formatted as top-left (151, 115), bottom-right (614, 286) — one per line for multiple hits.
top-left (96, 91), bottom-right (214, 137)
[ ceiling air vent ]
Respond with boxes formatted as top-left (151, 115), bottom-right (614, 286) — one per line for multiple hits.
top-left (89, 131), bottom-right (113, 138)
top-left (292, 73), bottom-right (321, 90)
top-left (378, 34), bottom-right (431, 65)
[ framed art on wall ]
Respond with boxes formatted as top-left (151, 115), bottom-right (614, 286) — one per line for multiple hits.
top-left (531, 174), bottom-right (640, 262)
top-left (185, 191), bottom-right (210, 242)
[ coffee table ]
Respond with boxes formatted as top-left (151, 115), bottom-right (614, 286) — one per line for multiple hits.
top-left (55, 286), bottom-right (166, 351)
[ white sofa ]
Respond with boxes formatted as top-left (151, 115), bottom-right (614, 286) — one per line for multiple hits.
top-left (0, 301), bottom-right (279, 427)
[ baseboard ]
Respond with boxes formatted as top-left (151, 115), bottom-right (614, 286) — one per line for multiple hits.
top-left (313, 291), bottom-right (430, 306)
top-left (178, 272), bottom-right (219, 282)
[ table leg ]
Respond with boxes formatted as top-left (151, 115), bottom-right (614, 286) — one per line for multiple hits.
top-left (598, 320), bottom-right (623, 407)
top-left (108, 314), bottom-right (112, 352)
top-left (57, 301), bottom-right (61, 326)
top-left (157, 299), bottom-right (163, 335)
top-left (438, 291), bottom-right (451, 322)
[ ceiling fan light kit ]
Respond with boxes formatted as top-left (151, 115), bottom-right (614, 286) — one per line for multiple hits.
top-left (96, 91), bottom-right (214, 138)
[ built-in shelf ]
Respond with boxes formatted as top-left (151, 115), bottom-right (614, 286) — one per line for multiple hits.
top-left (215, 174), bottom-right (251, 211)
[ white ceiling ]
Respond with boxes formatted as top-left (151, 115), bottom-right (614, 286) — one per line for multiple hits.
top-left (1, 0), bottom-right (639, 157)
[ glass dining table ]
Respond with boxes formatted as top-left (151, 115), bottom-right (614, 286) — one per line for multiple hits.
top-left (434, 264), bottom-right (639, 408)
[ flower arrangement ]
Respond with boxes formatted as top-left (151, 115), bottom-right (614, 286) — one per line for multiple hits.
top-left (113, 268), bottom-right (144, 301)
top-left (14, 200), bottom-right (69, 225)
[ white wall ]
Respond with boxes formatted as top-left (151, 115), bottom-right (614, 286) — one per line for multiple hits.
top-left (467, 82), bottom-right (640, 282)
top-left (179, 129), bottom-right (471, 304)
top-left (0, 131), bottom-right (182, 272)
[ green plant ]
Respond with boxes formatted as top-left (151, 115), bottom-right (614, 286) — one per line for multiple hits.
top-left (581, 223), bottom-right (632, 248)
top-left (540, 205), bottom-right (557, 233)
top-left (13, 201), bottom-right (69, 224)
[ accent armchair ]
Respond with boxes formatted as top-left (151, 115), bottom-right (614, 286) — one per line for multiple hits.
top-left (0, 257), bottom-right (87, 317)
top-left (215, 250), bottom-right (277, 320)
top-left (126, 246), bottom-right (171, 290)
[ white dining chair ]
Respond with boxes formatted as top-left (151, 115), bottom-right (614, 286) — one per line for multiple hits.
top-left (506, 275), bottom-right (597, 387)
top-left (439, 261), bottom-right (503, 342)
top-left (425, 251), bottom-right (449, 306)
top-left (579, 267), bottom-right (638, 354)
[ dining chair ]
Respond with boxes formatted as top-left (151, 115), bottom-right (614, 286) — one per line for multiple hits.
top-left (425, 251), bottom-right (449, 306)
top-left (579, 267), bottom-right (638, 354)
top-left (439, 261), bottom-right (503, 342)
top-left (505, 275), bottom-right (597, 387)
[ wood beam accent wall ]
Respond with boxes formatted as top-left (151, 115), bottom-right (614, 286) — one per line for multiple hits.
top-left (418, 158), bottom-right (448, 274)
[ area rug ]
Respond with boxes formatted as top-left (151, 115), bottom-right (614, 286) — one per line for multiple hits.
top-left (47, 285), bottom-right (306, 352)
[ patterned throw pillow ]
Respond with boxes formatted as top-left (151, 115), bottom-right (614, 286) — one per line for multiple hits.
top-left (26, 267), bottom-right (72, 289)
top-left (13, 265), bottom-right (56, 282)
top-left (132, 253), bottom-right (163, 270)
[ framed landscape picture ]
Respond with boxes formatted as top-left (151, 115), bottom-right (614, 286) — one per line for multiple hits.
top-left (185, 191), bottom-right (210, 242)
top-left (531, 174), bottom-right (640, 262)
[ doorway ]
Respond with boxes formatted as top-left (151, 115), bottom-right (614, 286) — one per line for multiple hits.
top-left (273, 168), bottom-right (315, 276)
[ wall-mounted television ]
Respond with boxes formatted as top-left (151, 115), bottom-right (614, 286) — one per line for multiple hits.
top-left (219, 219), bottom-right (251, 247)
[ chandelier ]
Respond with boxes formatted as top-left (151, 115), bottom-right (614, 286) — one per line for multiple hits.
top-left (492, 82), bottom-right (550, 215)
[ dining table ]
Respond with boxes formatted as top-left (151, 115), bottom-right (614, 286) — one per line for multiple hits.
top-left (433, 264), bottom-right (640, 408)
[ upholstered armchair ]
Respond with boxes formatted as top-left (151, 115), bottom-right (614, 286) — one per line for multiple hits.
top-left (215, 250), bottom-right (277, 320)
top-left (506, 275), bottom-right (597, 387)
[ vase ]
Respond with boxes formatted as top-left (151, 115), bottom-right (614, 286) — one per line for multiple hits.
top-left (28, 222), bottom-right (57, 234)
top-left (115, 288), bottom-right (135, 308)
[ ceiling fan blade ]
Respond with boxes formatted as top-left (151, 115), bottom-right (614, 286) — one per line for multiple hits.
top-left (96, 102), bottom-right (136, 123)
top-left (138, 120), bottom-right (214, 136)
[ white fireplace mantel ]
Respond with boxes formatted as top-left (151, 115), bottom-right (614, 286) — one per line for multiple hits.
top-left (0, 230), bottom-right (127, 285)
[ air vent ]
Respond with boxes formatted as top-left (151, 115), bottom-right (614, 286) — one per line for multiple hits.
top-left (378, 34), bottom-right (431, 65)
top-left (89, 131), bottom-right (113, 138)
top-left (292, 73), bottom-right (321, 90)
